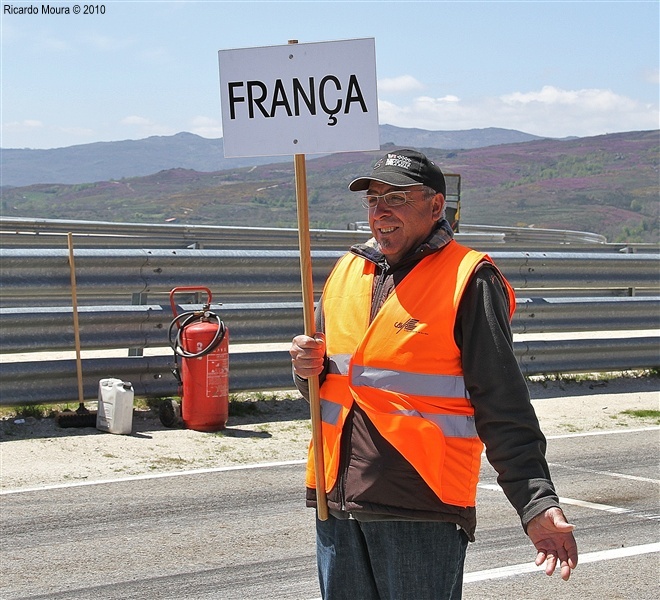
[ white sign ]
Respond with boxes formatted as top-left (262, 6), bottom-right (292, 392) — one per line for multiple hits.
top-left (218, 38), bottom-right (380, 158)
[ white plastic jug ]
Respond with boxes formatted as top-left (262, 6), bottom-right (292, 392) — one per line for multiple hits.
top-left (96, 378), bottom-right (134, 435)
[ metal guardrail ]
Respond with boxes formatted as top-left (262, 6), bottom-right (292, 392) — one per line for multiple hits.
top-left (458, 223), bottom-right (608, 244)
top-left (0, 353), bottom-right (296, 405)
top-left (0, 216), bottom-right (373, 250)
top-left (1, 298), bottom-right (659, 353)
top-left (2, 336), bottom-right (659, 406)
top-left (0, 220), bottom-right (658, 405)
top-left (3, 216), bottom-right (657, 253)
top-left (0, 303), bottom-right (303, 352)
top-left (1, 249), bottom-right (658, 307)
top-left (350, 221), bottom-right (612, 244)
top-left (345, 220), bottom-right (659, 253)
top-left (1, 296), bottom-right (658, 403)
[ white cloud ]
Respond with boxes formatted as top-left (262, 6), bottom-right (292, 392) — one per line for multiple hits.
top-left (39, 37), bottom-right (72, 52)
top-left (378, 86), bottom-right (659, 137)
top-left (1, 120), bottom-right (99, 148)
top-left (501, 86), bottom-right (636, 111)
top-left (120, 116), bottom-right (153, 126)
top-left (189, 116), bottom-right (223, 139)
top-left (119, 115), bottom-right (176, 137)
top-left (81, 33), bottom-right (134, 52)
top-left (378, 75), bottom-right (424, 94)
top-left (4, 119), bottom-right (44, 131)
top-left (644, 68), bottom-right (660, 85)
top-left (57, 126), bottom-right (97, 139)
top-left (418, 95), bottom-right (460, 104)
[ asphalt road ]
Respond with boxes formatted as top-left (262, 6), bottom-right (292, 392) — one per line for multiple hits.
top-left (1, 427), bottom-right (658, 600)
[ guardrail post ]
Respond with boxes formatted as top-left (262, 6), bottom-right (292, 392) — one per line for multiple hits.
top-left (128, 292), bottom-right (147, 357)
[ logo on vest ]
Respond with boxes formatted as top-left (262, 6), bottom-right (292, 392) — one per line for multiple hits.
top-left (393, 318), bottom-right (428, 335)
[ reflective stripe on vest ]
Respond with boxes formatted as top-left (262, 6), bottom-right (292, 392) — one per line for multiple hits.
top-left (390, 409), bottom-right (477, 438)
top-left (320, 398), bottom-right (343, 426)
top-left (319, 355), bottom-right (352, 427)
top-left (351, 364), bottom-right (469, 399)
top-left (318, 397), bottom-right (479, 438)
top-left (328, 354), bottom-right (351, 375)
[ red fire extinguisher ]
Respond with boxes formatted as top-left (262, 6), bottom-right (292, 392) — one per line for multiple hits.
top-left (167, 286), bottom-right (229, 432)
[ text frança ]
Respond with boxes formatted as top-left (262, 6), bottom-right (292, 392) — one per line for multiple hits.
top-left (226, 75), bottom-right (369, 126)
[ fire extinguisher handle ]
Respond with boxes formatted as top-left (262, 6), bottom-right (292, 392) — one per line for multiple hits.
top-left (169, 286), bottom-right (213, 319)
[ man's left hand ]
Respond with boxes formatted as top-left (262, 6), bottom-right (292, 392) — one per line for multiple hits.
top-left (527, 507), bottom-right (578, 581)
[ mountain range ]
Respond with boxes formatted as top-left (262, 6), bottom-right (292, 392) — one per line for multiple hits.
top-left (1, 128), bottom-right (657, 244)
top-left (1, 126), bottom-right (543, 187)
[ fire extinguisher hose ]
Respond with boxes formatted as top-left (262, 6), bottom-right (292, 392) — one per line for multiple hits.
top-left (168, 311), bottom-right (227, 359)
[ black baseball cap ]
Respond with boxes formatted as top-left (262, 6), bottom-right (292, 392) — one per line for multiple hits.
top-left (348, 149), bottom-right (446, 196)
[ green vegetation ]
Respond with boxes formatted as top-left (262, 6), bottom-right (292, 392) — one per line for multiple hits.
top-left (620, 409), bottom-right (660, 423)
top-left (3, 131), bottom-right (658, 243)
top-left (528, 369), bottom-right (659, 384)
top-left (5, 404), bottom-right (54, 419)
top-left (229, 397), bottom-right (261, 417)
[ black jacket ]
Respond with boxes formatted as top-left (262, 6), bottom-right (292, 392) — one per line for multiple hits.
top-left (295, 220), bottom-right (559, 540)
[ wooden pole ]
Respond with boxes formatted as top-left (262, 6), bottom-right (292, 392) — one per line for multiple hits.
top-left (289, 40), bottom-right (328, 521)
top-left (67, 232), bottom-right (85, 406)
top-left (293, 153), bottom-right (328, 521)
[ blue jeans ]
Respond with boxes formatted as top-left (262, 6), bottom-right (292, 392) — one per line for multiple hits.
top-left (316, 516), bottom-right (468, 600)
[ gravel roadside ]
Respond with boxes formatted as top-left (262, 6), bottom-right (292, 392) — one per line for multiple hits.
top-left (1, 376), bottom-right (658, 492)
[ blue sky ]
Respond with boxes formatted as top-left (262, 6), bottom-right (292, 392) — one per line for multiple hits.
top-left (1, 0), bottom-right (658, 149)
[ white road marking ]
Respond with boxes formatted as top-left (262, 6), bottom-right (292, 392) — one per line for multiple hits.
top-left (304, 543), bottom-right (660, 598)
top-left (0, 459), bottom-right (307, 495)
top-left (3, 427), bottom-right (657, 496)
top-left (547, 462), bottom-right (660, 484)
top-left (5, 434), bottom-right (658, 593)
top-left (479, 484), bottom-right (660, 523)
top-left (462, 543), bottom-right (660, 583)
top-left (545, 426), bottom-right (659, 440)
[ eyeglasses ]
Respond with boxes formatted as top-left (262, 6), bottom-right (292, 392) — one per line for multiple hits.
top-left (360, 190), bottom-right (414, 209)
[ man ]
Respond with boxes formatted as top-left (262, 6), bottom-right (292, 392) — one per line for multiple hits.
top-left (290, 149), bottom-right (578, 599)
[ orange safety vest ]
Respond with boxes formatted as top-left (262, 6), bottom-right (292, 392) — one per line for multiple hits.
top-left (306, 240), bottom-right (516, 508)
